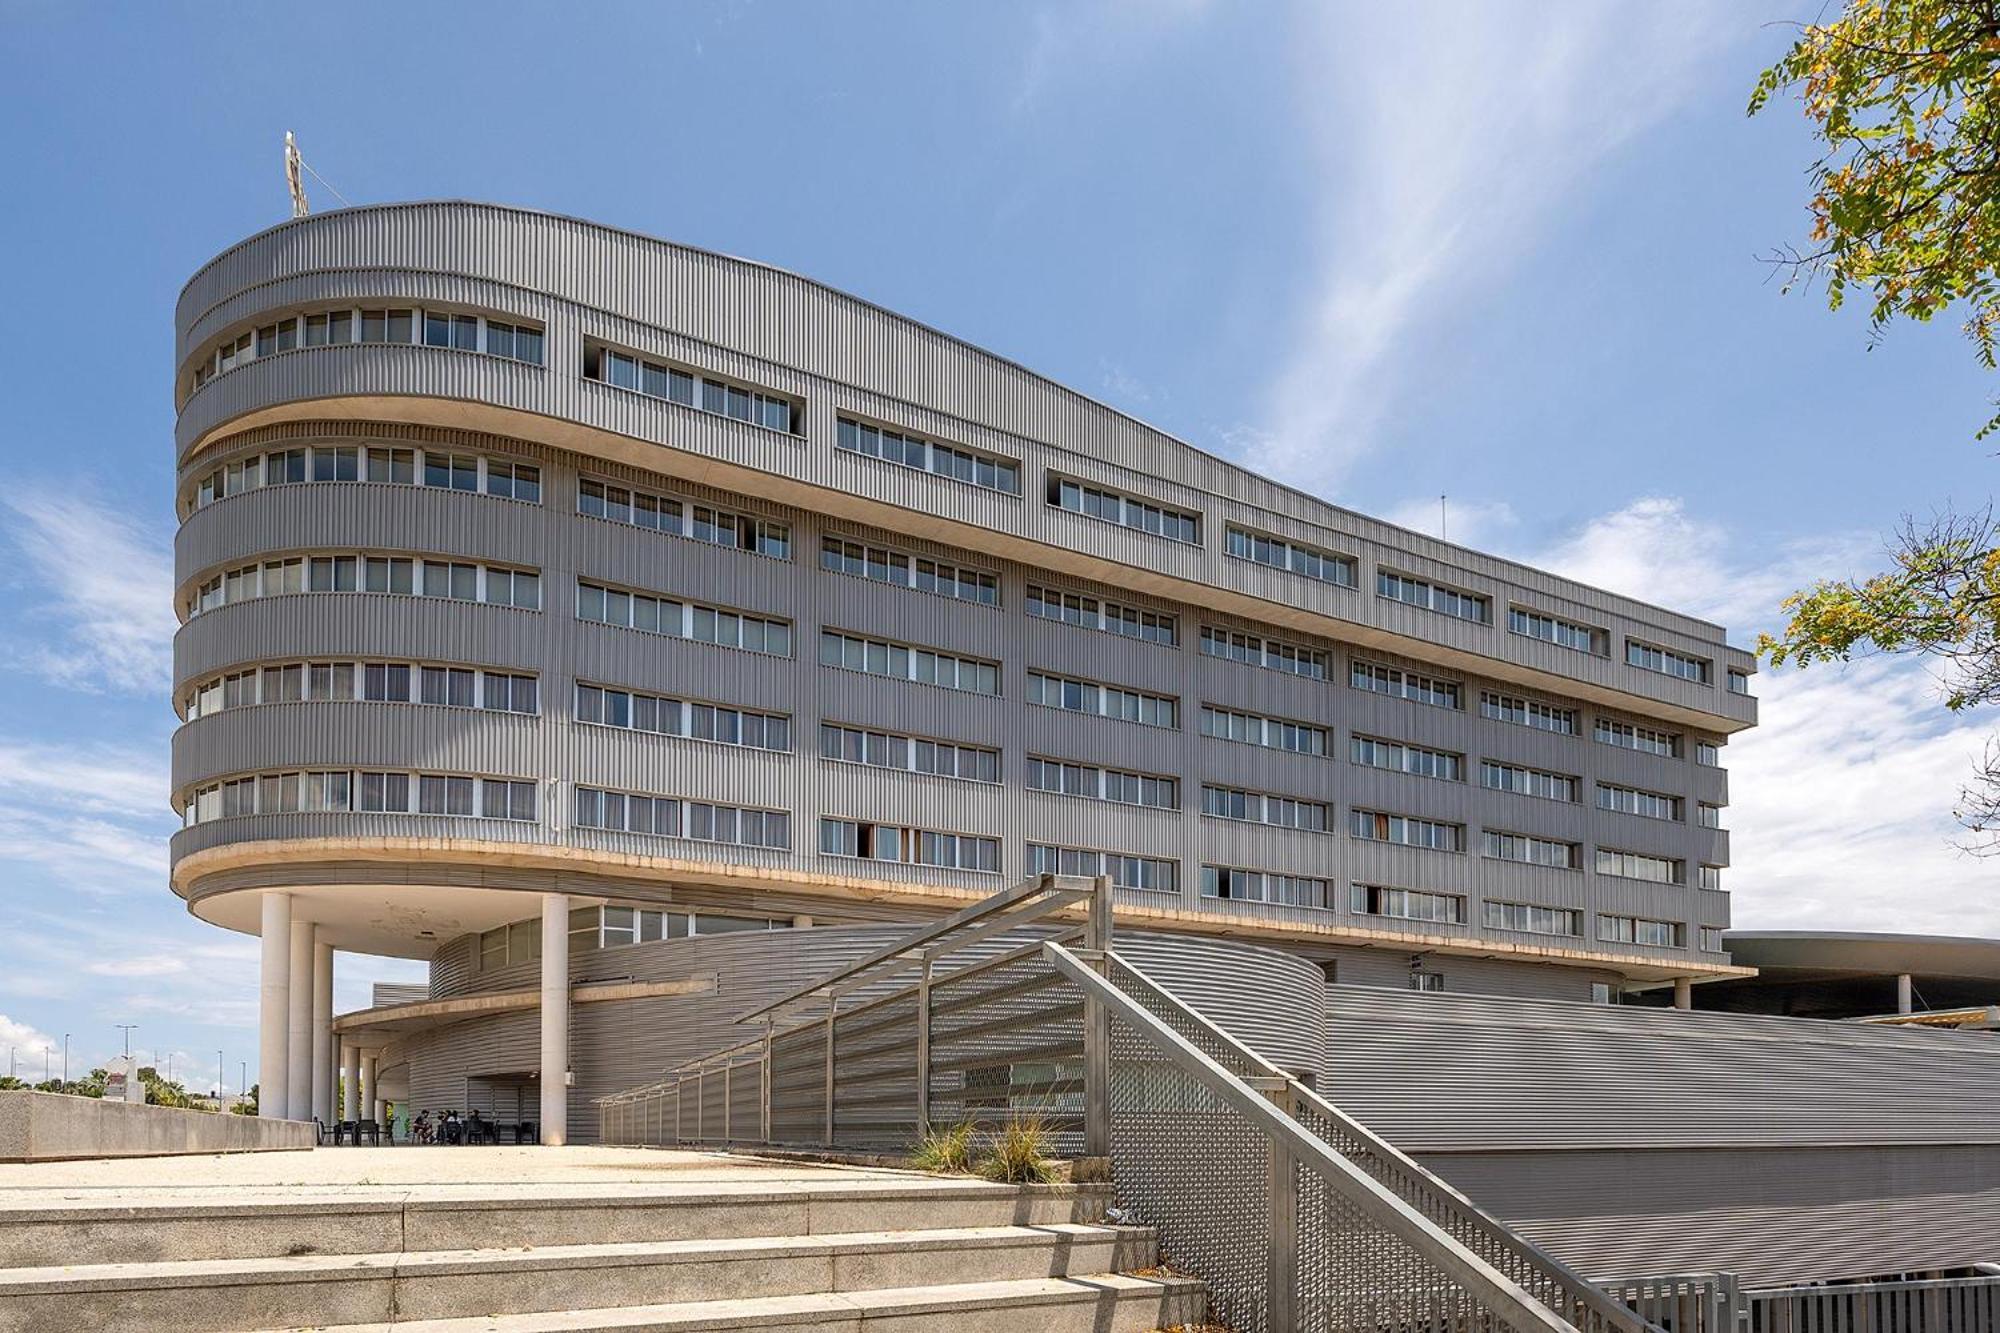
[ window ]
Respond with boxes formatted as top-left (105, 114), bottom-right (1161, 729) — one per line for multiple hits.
top-left (1351, 737), bottom-right (1463, 782)
top-left (1484, 901), bottom-right (1582, 937)
top-left (1047, 475), bottom-right (1201, 544)
top-left (1700, 926), bottom-right (1726, 952)
top-left (185, 553), bottom-right (542, 618)
top-left (478, 920), bottom-right (542, 970)
top-left (183, 769), bottom-right (533, 824)
top-left (1508, 607), bottom-right (1606, 655)
top-left (1201, 786), bottom-right (1331, 832)
top-left (1200, 705), bottom-right (1327, 754)
top-left (1481, 831), bottom-right (1581, 869)
top-left (1591, 982), bottom-right (1615, 1005)
top-left (575, 787), bottom-right (789, 849)
top-left (1697, 802), bottom-right (1722, 829)
top-left (1696, 741), bottom-right (1721, 767)
top-left (190, 307), bottom-right (544, 396)
top-left (1410, 972), bottom-right (1446, 993)
top-left (579, 582), bottom-right (793, 656)
top-left (1027, 758), bottom-right (1177, 809)
top-left (1351, 661), bottom-right (1461, 709)
top-left (1480, 762), bottom-right (1578, 803)
top-left (820, 631), bottom-right (1000, 695)
top-left (1598, 915), bottom-right (1685, 948)
top-left (1377, 571), bottom-right (1489, 623)
top-left (820, 537), bottom-right (997, 605)
top-left (821, 819), bottom-right (999, 872)
top-left (1699, 864), bottom-right (1723, 890)
top-left (581, 479), bottom-right (790, 559)
top-left (1025, 671), bottom-right (1175, 726)
top-left (1202, 865), bottom-right (1331, 908)
top-left (577, 683), bottom-right (791, 752)
top-left (1199, 626), bottom-right (1331, 680)
top-left (1480, 692), bottom-right (1577, 735)
top-left (586, 344), bottom-right (799, 434)
top-left (1595, 719), bottom-right (1680, 759)
top-left (1596, 849), bottom-right (1684, 885)
top-left (1350, 884), bottom-right (1465, 924)
top-left (1027, 844), bottom-right (1178, 893)
top-left (1027, 586), bottom-right (1177, 644)
top-left (819, 723), bottom-right (998, 782)
top-left (1596, 784), bottom-right (1682, 822)
top-left (185, 659), bottom-right (533, 719)
top-left (1728, 669), bottom-right (1752, 695)
top-left (1224, 526), bottom-right (1355, 587)
top-left (481, 672), bottom-right (538, 715)
top-left (1627, 640), bottom-right (1711, 684)
top-left (835, 415), bottom-right (1020, 493)
top-left (1350, 810), bottom-right (1462, 852)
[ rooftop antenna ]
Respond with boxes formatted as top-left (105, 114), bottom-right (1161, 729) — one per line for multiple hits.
top-left (285, 132), bottom-right (309, 218)
top-left (283, 132), bottom-right (350, 219)
top-left (1439, 494), bottom-right (1448, 542)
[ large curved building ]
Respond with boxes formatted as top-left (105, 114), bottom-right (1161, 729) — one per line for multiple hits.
top-left (170, 202), bottom-right (1757, 1142)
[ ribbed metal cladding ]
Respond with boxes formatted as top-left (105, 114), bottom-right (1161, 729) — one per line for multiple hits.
top-left (171, 203), bottom-right (1761, 986)
top-left (386, 924), bottom-right (1321, 1143)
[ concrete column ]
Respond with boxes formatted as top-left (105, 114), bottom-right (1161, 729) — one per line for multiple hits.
top-left (286, 920), bottom-right (314, 1120)
top-left (540, 893), bottom-right (571, 1145)
top-left (311, 941), bottom-right (334, 1124)
top-left (1897, 973), bottom-right (1914, 1015)
top-left (258, 893), bottom-right (292, 1119)
top-left (341, 1043), bottom-right (361, 1120)
top-left (360, 1053), bottom-right (377, 1125)
top-left (1673, 977), bottom-right (1693, 1011)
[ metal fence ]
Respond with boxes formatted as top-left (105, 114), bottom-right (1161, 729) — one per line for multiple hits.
top-left (596, 874), bottom-right (1663, 1333)
top-left (1597, 1273), bottom-right (1745, 1333)
top-left (1746, 1277), bottom-right (2000, 1332)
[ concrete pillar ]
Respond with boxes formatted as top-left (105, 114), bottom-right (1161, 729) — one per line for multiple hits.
top-left (311, 941), bottom-right (334, 1124)
top-left (341, 1043), bottom-right (361, 1120)
top-left (540, 893), bottom-right (571, 1145)
top-left (360, 1052), bottom-right (377, 1125)
top-left (1673, 977), bottom-right (1693, 1011)
top-left (1897, 973), bottom-right (1914, 1015)
top-left (258, 893), bottom-right (292, 1119)
top-left (286, 920), bottom-right (314, 1120)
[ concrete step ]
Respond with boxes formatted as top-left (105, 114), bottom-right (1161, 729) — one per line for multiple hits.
top-left (297, 1273), bottom-right (1209, 1332)
top-left (0, 1178), bottom-right (1113, 1267)
top-left (0, 1224), bottom-right (1161, 1332)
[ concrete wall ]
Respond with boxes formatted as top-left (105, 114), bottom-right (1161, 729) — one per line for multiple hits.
top-left (0, 1091), bottom-right (314, 1162)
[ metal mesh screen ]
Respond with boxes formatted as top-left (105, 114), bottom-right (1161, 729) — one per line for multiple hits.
top-left (831, 991), bottom-right (921, 1149)
top-left (768, 1020), bottom-right (826, 1145)
top-left (926, 948), bottom-right (1084, 1152)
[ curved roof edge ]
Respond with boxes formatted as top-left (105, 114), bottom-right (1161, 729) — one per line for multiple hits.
top-left (1724, 929), bottom-right (2000, 979)
top-left (180, 199), bottom-right (1738, 641)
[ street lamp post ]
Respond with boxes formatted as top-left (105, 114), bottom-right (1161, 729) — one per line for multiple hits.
top-left (62, 1034), bottom-right (69, 1086)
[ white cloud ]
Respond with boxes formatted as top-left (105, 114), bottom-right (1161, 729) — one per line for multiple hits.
top-left (0, 1014), bottom-right (58, 1074)
top-left (1010, 0), bottom-right (1214, 115)
top-left (0, 487), bottom-right (177, 695)
top-left (1240, 1), bottom-right (1735, 493)
top-left (0, 739), bottom-right (173, 886)
top-left (1382, 496), bottom-right (1520, 552)
top-left (1524, 497), bottom-right (2000, 937)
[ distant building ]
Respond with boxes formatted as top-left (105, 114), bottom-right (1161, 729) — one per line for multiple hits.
top-left (1644, 929), bottom-right (2000, 1028)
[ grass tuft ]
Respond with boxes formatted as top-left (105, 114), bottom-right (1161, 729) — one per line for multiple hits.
top-left (974, 1116), bottom-right (1058, 1183)
top-left (907, 1120), bottom-right (977, 1174)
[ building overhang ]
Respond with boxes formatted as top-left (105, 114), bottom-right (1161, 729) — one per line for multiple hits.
top-left (174, 836), bottom-right (1757, 985)
top-left (331, 975), bottom-right (717, 1046)
top-left (178, 394), bottom-right (1753, 737)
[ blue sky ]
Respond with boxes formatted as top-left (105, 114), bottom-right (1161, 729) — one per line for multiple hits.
top-left (0, 1), bottom-right (1993, 1089)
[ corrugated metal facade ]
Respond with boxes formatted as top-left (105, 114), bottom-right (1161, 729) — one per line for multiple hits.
top-left (170, 201), bottom-right (1756, 990)
top-left (1322, 988), bottom-right (2000, 1283)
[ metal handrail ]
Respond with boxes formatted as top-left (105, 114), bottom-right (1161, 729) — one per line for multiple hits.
top-left (1099, 951), bottom-right (1654, 1333)
top-left (1045, 940), bottom-right (1579, 1333)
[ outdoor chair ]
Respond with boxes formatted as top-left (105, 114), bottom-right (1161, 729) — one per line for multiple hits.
top-left (334, 1119), bottom-right (357, 1145)
top-left (356, 1119), bottom-right (381, 1146)
top-left (313, 1117), bottom-right (329, 1146)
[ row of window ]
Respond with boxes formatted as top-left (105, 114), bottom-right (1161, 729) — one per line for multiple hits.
top-left (572, 788), bottom-right (791, 849)
top-left (1048, 476), bottom-right (1203, 545)
top-left (190, 306), bottom-right (544, 394)
top-left (1026, 586), bottom-right (1178, 645)
top-left (1349, 886), bottom-right (1716, 951)
top-left (837, 416), bottom-right (1022, 495)
top-left (1025, 758), bottom-right (1178, 809)
top-left (584, 342), bottom-right (800, 434)
top-left (188, 444), bottom-right (540, 515)
top-left (579, 478), bottom-right (791, 558)
top-left (184, 770), bottom-right (537, 825)
top-left (184, 661), bottom-right (536, 721)
top-left (821, 537), bottom-right (999, 605)
top-left (575, 684), bottom-right (791, 752)
top-left (819, 819), bottom-right (1002, 872)
top-left (478, 907), bottom-right (792, 969)
top-left (189, 555), bottom-right (540, 616)
top-left (577, 582), bottom-right (794, 657)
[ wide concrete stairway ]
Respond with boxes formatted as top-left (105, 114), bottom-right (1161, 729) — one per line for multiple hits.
top-left (0, 1158), bottom-right (1205, 1331)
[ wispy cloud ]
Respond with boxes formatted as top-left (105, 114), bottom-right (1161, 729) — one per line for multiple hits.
top-left (1382, 496), bottom-right (1520, 552)
top-left (1525, 497), bottom-right (2000, 937)
top-left (0, 487), bottom-right (176, 695)
top-left (0, 738), bottom-right (172, 884)
top-left (1239, 2), bottom-right (1736, 493)
top-left (1010, 0), bottom-right (1214, 115)
top-left (0, 1014), bottom-right (58, 1073)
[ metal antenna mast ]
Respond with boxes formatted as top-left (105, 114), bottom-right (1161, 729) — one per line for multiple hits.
top-left (285, 132), bottom-right (310, 218)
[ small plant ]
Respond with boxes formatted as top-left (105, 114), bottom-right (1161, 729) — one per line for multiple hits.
top-left (975, 1116), bottom-right (1058, 1183)
top-left (908, 1120), bottom-right (977, 1174)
